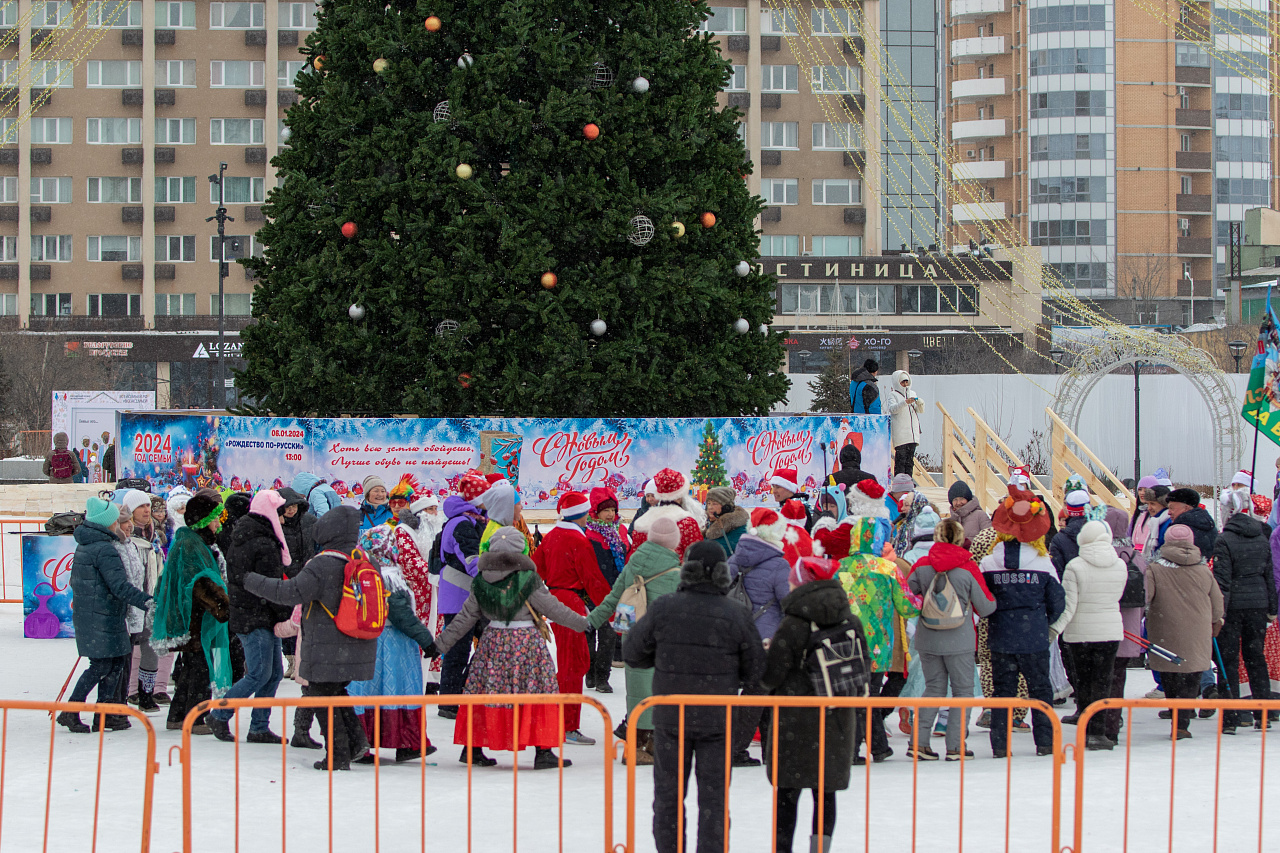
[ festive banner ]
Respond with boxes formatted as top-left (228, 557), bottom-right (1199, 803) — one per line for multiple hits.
top-left (117, 413), bottom-right (891, 510)
top-left (1243, 287), bottom-right (1280, 450)
top-left (22, 534), bottom-right (77, 639)
top-left (52, 391), bottom-right (155, 483)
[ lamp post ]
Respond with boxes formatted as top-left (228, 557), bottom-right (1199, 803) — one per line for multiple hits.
top-left (1228, 339), bottom-right (1247, 372)
top-left (207, 163), bottom-right (232, 409)
top-left (1050, 347), bottom-right (1065, 375)
top-left (1133, 359), bottom-right (1142, 482)
top-left (1184, 268), bottom-right (1195, 327)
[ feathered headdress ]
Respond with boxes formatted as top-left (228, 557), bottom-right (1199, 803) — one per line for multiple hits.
top-left (389, 473), bottom-right (420, 501)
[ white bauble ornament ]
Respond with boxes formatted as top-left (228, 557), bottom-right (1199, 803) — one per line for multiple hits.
top-left (758, 324), bottom-right (768, 336)
top-left (734, 260), bottom-right (751, 277)
top-left (457, 53), bottom-right (474, 70)
top-left (433, 100), bottom-right (451, 123)
top-left (632, 76), bottom-right (649, 93)
top-left (590, 319), bottom-right (607, 336)
top-left (348, 304), bottom-right (365, 320)
top-left (280, 126), bottom-right (291, 142)
top-left (734, 318), bottom-right (750, 334)
top-left (628, 215), bottom-right (655, 246)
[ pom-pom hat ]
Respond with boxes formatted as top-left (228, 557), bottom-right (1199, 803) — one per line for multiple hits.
top-left (846, 478), bottom-right (889, 519)
top-left (652, 468), bottom-right (688, 501)
top-left (458, 472), bottom-right (488, 503)
top-left (813, 522), bottom-right (853, 560)
top-left (749, 507), bottom-right (788, 545)
top-left (991, 485), bottom-right (1052, 543)
top-left (557, 490), bottom-right (591, 520)
top-left (770, 467), bottom-right (799, 493)
top-left (85, 496), bottom-right (121, 527)
top-left (790, 556), bottom-right (841, 586)
top-left (780, 500), bottom-right (808, 528)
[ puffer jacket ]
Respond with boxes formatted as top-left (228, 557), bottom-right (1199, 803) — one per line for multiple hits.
top-left (1212, 513), bottom-right (1278, 615)
top-left (848, 367), bottom-right (881, 415)
top-left (979, 540), bottom-right (1066, 655)
top-left (437, 495), bottom-right (483, 614)
top-left (290, 472), bottom-right (342, 519)
top-left (886, 370), bottom-right (923, 448)
top-left (830, 443), bottom-right (879, 490)
top-left (1175, 507), bottom-right (1218, 559)
top-left (726, 533), bottom-right (792, 640)
top-left (1051, 520), bottom-right (1128, 643)
top-left (70, 521), bottom-right (151, 658)
top-left (1049, 515), bottom-right (1087, 579)
top-left (243, 506), bottom-right (377, 683)
top-left (226, 512), bottom-right (293, 635)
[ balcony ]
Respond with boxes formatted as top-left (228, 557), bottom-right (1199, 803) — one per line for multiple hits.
top-left (1175, 150), bottom-right (1211, 170)
top-left (1176, 193), bottom-right (1211, 213)
top-left (952, 159), bottom-right (1006, 180)
top-left (1175, 66), bottom-right (1210, 85)
top-left (952, 202), bottom-right (1007, 221)
top-left (951, 76), bottom-right (1006, 102)
top-left (1175, 108), bottom-right (1210, 127)
top-left (951, 36), bottom-right (1005, 62)
top-left (950, 118), bottom-right (1007, 141)
top-left (952, 0), bottom-right (1006, 20)
top-left (1177, 236), bottom-right (1212, 255)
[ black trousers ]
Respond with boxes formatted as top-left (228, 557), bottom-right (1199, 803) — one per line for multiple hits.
top-left (167, 648), bottom-right (211, 727)
top-left (989, 650), bottom-right (1054, 750)
top-left (893, 443), bottom-right (917, 476)
top-left (586, 624), bottom-right (617, 685)
top-left (1065, 641), bottom-right (1118, 736)
top-left (1215, 608), bottom-right (1273, 724)
top-left (853, 672), bottom-right (894, 758)
top-left (776, 788), bottom-right (837, 853)
top-left (1104, 656), bottom-right (1136, 740)
top-left (653, 727), bottom-right (729, 853)
top-left (439, 612), bottom-right (477, 710)
top-left (731, 679), bottom-right (768, 756)
top-left (68, 655), bottom-right (128, 707)
top-left (305, 681), bottom-right (367, 764)
top-left (1161, 671), bottom-right (1201, 731)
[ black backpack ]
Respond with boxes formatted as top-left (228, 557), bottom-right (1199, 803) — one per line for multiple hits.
top-left (726, 563), bottom-right (771, 621)
top-left (803, 620), bottom-right (871, 698)
top-left (116, 478), bottom-right (151, 492)
top-left (44, 511), bottom-right (84, 535)
top-left (427, 531), bottom-right (445, 575)
top-left (1118, 550), bottom-right (1146, 608)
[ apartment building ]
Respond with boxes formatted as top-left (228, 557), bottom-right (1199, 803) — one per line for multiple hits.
top-left (0, 0), bottom-right (310, 405)
top-left (945, 0), bottom-right (1275, 326)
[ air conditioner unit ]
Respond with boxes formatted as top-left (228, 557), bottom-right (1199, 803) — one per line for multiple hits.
top-left (966, 150), bottom-right (976, 158)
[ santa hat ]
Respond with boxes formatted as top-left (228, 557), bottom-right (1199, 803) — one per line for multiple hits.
top-left (813, 521), bottom-right (853, 560)
top-left (1008, 466), bottom-right (1032, 488)
top-left (485, 472), bottom-right (506, 485)
top-left (652, 468), bottom-right (688, 501)
top-left (557, 490), bottom-right (591, 520)
top-left (846, 478), bottom-right (889, 519)
top-left (410, 495), bottom-right (439, 513)
top-left (1252, 493), bottom-right (1273, 520)
top-left (780, 499), bottom-right (808, 529)
top-left (749, 507), bottom-right (788, 546)
top-left (770, 467), bottom-right (800, 493)
top-left (459, 472), bottom-right (489, 503)
top-left (782, 524), bottom-right (821, 568)
top-left (790, 556), bottom-right (842, 587)
top-left (1231, 469), bottom-right (1253, 488)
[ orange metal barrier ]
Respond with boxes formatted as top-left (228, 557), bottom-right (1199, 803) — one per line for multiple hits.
top-left (1070, 697), bottom-right (1280, 853)
top-left (0, 700), bottom-right (158, 853)
top-left (621, 695), bottom-right (1064, 853)
top-left (1, 517), bottom-right (49, 604)
top-left (178, 693), bottom-right (615, 853)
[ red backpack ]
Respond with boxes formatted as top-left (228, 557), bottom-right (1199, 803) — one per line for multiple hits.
top-left (316, 548), bottom-right (387, 639)
top-left (49, 450), bottom-right (76, 480)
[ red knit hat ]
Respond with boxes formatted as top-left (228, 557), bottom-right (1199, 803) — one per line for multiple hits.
top-left (652, 468), bottom-right (687, 500)
top-left (790, 556), bottom-right (841, 586)
top-left (770, 467), bottom-right (799, 493)
top-left (782, 525), bottom-right (820, 568)
top-left (459, 473), bottom-right (488, 503)
top-left (780, 499), bottom-right (808, 528)
top-left (813, 522), bottom-right (853, 560)
top-left (557, 490), bottom-right (591, 520)
top-left (485, 472), bottom-right (506, 484)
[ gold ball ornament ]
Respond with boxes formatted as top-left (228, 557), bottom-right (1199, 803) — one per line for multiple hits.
top-left (425, 15), bottom-right (442, 31)
top-left (541, 272), bottom-right (558, 289)
top-left (671, 221), bottom-right (685, 237)
top-left (314, 55), bottom-right (325, 70)
top-left (373, 58), bottom-right (389, 73)
top-left (455, 163), bottom-right (473, 180)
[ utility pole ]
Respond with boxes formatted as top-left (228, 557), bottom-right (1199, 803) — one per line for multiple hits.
top-left (207, 163), bottom-right (232, 409)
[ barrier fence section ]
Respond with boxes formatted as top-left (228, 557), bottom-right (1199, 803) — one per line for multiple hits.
top-left (1, 517), bottom-right (47, 603)
top-left (1071, 697), bottom-right (1280, 853)
top-left (177, 693), bottom-right (614, 853)
top-left (0, 700), bottom-right (158, 853)
top-left (622, 695), bottom-right (1065, 853)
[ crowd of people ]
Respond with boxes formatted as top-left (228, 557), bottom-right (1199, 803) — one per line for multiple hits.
top-left (55, 451), bottom-right (1280, 853)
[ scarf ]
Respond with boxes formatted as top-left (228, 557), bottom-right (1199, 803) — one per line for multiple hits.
top-left (472, 569), bottom-right (539, 623)
top-left (150, 526), bottom-right (232, 697)
top-left (585, 518), bottom-right (626, 573)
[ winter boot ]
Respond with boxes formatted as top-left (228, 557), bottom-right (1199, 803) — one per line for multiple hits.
top-left (136, 688), bottom-right (161, 714)
top-left (396, 745), bottom-right (438, 763)
top-left (810, 835), bottom-right (833, 853)
top-left (460, 747), bottom-right (497, 767)
top-left (247, 729), bottom-right (282, 745)
top-left (632, 730), bottom-right (656, 766)
top-left (283, 655), bottom-right (295, 680)
top-left (92, 714), bottom-right (131, 732)
top-left (313, 755), bottom-right (351, 771)
top-left (207, 718), bottom-right (236, 742)
top-left (534, 748), bottom-right (572, 769)
top-left (56, 712), bottom-right (90, 733)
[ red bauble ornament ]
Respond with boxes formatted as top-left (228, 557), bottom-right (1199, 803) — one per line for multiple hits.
top-left (341, 221), bottom-right (357, 238)
top-left (458, 372), bottom-right (472, 388)
top-left (583, 123), bottom-right (600, 140)
top-left (700, 212), bottom-right (717, 228)
top-left (540, 272), bottom-right (558, 289)
top-left (424, 15), bottom-right (442, 31)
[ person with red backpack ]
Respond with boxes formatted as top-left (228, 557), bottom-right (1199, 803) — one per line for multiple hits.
top-left (44, 432), bottom-right (83, 484)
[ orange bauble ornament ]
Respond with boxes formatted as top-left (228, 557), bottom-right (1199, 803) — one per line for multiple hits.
top-left (313, 55), bottom-right (325, 70)
top-left (583, 123), bottom-right (600, 140)
top-left (540, 272), bottom-right (558, 289)
top-left (424, 15), bottom-right (442, 31)
top-left (340, 221), bottom-right (357, 238)
top-left (700, 212), bottom-right (717, 228)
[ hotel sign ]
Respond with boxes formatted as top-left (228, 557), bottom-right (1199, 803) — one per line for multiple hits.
top-left (758, 256), bottom-right (1013, 282)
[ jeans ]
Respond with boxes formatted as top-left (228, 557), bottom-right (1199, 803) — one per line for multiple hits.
top-left (211, 628), bottom-right (284, 731)
top-left (1064, 640), bottom-right (1118, 736)
top-left (776, 789), bottom-right (837, 853)
top-left (989, 650), bottom-right (1055, 751)
top-left (893, 443), bottom-right (917, 476)
top-left (69, 655), bottom-right (128, 706)
top-left (917, 650), bottom-right (977, 753)
top-left (439, 612), bottom-right (477, 710)
top-left (1161, 671), bottom-right (1201, 731)
top-left (653, 727), bottom-right (729, 853)
top-left (1215, 609), bottom-right (1273, 724)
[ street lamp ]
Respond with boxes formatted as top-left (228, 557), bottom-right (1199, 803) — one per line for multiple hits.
top-left (1229, 339), bottom-right (1247, 372)
top-left (1050, 347), bottom-right (1065, 374)
top-left (1184, 268), bottom-right (1195, 326)
top-left (907, 349), bottom-right (923, 359)
top-left (207, 163), bottom-right (232, 409)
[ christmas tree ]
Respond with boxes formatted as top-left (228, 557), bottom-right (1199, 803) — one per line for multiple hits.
top-left (691, 419), bottom-right (728, 487)
top-left (236, 0), bottom-right (790, 418)
top-left (808, 360), bottom-right (851, 413)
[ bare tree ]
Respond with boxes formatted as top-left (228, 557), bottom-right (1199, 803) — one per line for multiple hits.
top-left (1112, 254), bottom-right (1168, 325)
top-left (0, 334), bottom-right (117, 452)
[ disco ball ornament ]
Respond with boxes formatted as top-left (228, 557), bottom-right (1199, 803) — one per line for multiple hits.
top-left (589, 61), bottom-right (614, 89)
top-left (436, 319), bottom-right (461, 337)
top-left (540, 271), bottom-right (558, 289)
top-left (340, 221), bottom-right (357, 238)
top-left (628, 215), bottom-right (654, 246)
top-left (590, 319), bottom-right (607, 336)
top-left (632, 76), bottom-right (649, 93)
top-left (455, 163), bottom-right (473, 180)
top-left (457, 53), bottom-right (474, 70)
top-left (373, 57), bottom-right (389, 73)
top-left (671, 221), bottom-right (685, 238)
top-left (425, 15), bottom-right (442, 31)
top-left (734, 318), bottom-right (749, 334)
top-left (734, 260), bottom-right (751, 277)
top-left (758, 324), bottom-right (769, 335)
top-left (348, 304), bottom-right (365, 320)
top-left (433, 101), bottom-right (450, 123)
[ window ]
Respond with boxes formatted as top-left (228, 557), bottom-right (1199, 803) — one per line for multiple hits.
top-left (1049, 261), bottom-right (1107, 291)
top-left (88, 177), bottom-right (141, 203)
top-left (0, 60), bottom-right (16, 86)
top-left (209, 2), bottom-right (264, 28)
top-left (87, 236), bottom-right (141, 262)
top-left (811, 65), bottom-right (859, 93)
top-left (31, 293), bottom-right (72, 315)
top-left (812, 122), bottom-right (859, 150)
top-left (1028, 48), bottom-right (1107, 76)
top-left (212, 293), bottom-right (253, 315)
top-left (211, 61), bottom-right (265, 88)
top-left (155, 60), bottom-right (195, 87)
top-left (1180, 133), bottom-right (1191, 152)
top-left (31, 117), bottom-right (72, 143)
top-left (0, 293), bottom-right (14, 315)
top-left (762, 65), bottom-right (799, 92)
top-left (155, 118), bottom-right (195, 144)
top-left (839, 283), bottom-right (894, 312)
top-left (901, 284), bottom-right (978, 314)
top-left (277, 60), bottom-right (305, 88)
top-left (1214, 92), bottom-right (1270, 120)
top-left (1215, 177), bottom-right (1269, 206)
top-left (812, 7), bottom-right (859, 34)
top-left (162, 1), bottom-right (194, 27)
top-left (211, 177), bottom-right (264, 204)
top-left (0, 236), bottom-right (14, 260)
top-left (780, 284), bottom-right (835, 314)
top-left (760, 8), bottom-right (798, 33)
top-left (813, 235), bottom-right (864, 256)
top-left (86, 60), bottom-right (140, 87)
top-left (700, 7), bottom-right (745, 33)
top-left (34, 1), bottom-right (73, 28)
top-left (1180, 175), bottom-right (1193, 195)
top-left (155, 176), bottom-right (196, 203)
top-left (724, 65), bottom-right (746, 91)
top-left (156, 235), bottom-right (196, 261)
top-left (1029, 133), bottom-right (1106, 161)
top-left (210, 118), bottom-right (264, 145)
top-left (210, 234), bottom-right (259, 260)
top-left (1030, 177), bottom-right (1106, 204)
top-left (0, 3), bottom-right (15, 26)
top-left (87, 293), bottom-right (141, 316)
top-left (760, 121), bottom-right (798, 149)
top-left (0, 177), bottom-right (13, 202)
top-left (31, 235), bottom-right (72, 261)
top-left (156, 293), bottom-right (197, 315)
top-left (1029, 4), bottom-right (1105, 32)
top-left (759, 234), bottom-right (799, 256)
top-left (87, 1), bottom-right (141, 27)
top-left (31, 60), bottom-right (74, 88)
top-left (30, 177), bottom-right (71, 203)
top-left (1175, 43), bottom-right (1210, 67)
top-left (87, 117), bottom-right (140, 144)
top-left (1029, 90), bottom-right (1105, 118)
top-left (1031, 219), bottom-right (1108, 245)
top-left (282, 1), bottom-right (316, 28)
top-left (762, 178), bottom-right (798, 205)
top-left (0, 117), bottom-right (13, 144)
top-left (1182, 262), bottom-right (1192, 280)
top-left (1215, 135), bottom-right (1270, 162)
top-left (812, 178), bottom-right (861, 205)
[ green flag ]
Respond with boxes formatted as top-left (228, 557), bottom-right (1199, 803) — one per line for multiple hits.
top-left (1242, 288), bottom-right (1280, 449)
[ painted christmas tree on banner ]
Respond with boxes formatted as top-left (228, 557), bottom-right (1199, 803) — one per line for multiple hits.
top-left (691, 419), bottom-right (728, 487)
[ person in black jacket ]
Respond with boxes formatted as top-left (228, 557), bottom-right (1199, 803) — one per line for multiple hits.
top-left (276, 487), bottom-right (313, 681)
top-left (207, 490), bottom-right (294, 743)
top-left (1211, 496), bottom-right (1278, 732)
top-left (625, 540), bottom-right (765, 853)
top-left (1049, 491), bottom-right (1090, 578)
top-left (829, 444), bottom-right (879, 491)
top-left (1167, 488), bottom-right (1218, 559)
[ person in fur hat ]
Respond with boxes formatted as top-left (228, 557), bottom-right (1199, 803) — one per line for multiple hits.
top-left (703, 486), bottom-right (749, 557)
top-left (630, 468), bottom-right (705, 559)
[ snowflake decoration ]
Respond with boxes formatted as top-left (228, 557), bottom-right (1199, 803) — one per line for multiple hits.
top-left (627, 214), bottom-right (654, 246)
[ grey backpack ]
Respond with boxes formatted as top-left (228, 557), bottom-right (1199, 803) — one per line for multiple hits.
top-left (918, 570), bottom-right (968, 630)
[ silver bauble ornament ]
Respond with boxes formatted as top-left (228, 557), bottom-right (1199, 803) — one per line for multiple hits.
top-left (632, 76), bottom-right (649, 93)
top-left (590, 319), bottom-right (607, 336)
top-left (280, 126), bottom-right (292, 142)
top-left (348, 304), bottom-right (365, 320)
top-left (457, 53), bottom-right (474, 70)
top-left (627, 215), bottom-right (655, 246)
top-left (433, 100), bottom-right (450, 122)
top-left (758, 324), bottom-right (769, 335)
top-left (589, 60), bottom-right (615, 89)
top-left (734, 318), bottom-right (750, 334)
top-left (734, 260), bottom-right (751, 277)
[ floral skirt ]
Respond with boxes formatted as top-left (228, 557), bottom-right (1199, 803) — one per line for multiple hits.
top-left (453, 625), bottom-right (563, 750)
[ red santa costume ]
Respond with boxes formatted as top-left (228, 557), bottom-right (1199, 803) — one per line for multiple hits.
top-left (630, 468), bottom-right (706, 559)
top-left (530, 491), bottom-right (613, 734)
top-left (779, 499), bottom-right (817, 566)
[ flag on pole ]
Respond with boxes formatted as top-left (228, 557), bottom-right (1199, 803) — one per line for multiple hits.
top-left (1242, 286), bottom-right (1280, 448)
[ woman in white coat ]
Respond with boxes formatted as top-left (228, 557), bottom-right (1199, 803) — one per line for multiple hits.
top-left (1049, 519), bottom-right (1127, 750)
top-left (887, 370), bottom-right (924, 476)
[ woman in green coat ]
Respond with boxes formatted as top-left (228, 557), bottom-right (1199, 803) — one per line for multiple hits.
top-left (586, 517), bottom-right (683, 764)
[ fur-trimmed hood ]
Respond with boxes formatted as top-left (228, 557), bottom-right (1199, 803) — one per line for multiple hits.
top-left (705, 506), bottom-right (750, 542)
top-left (476, 548), bottom-right (537, 582)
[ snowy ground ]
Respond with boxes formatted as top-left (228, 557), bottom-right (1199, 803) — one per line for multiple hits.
top-left (0, 602), bottom-right (1277, 853)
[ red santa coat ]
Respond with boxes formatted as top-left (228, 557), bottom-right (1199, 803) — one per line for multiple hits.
top-left (630, 504), bottom-right (704, 559)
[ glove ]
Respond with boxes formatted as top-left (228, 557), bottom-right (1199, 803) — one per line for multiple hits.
top-left (274, 619), bottom-right (299, 639)
top-left (421, 641), bottom-right (440, 659)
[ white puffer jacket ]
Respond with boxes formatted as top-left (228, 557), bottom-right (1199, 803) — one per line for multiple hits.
top-left (1051, 520), bottom-right (1128, 642)
top-left (886, 370), bottom-right (924, 448)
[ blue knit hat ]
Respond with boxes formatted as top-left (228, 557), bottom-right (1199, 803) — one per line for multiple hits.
top-left (85, 497), bottom-right (119, 527)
